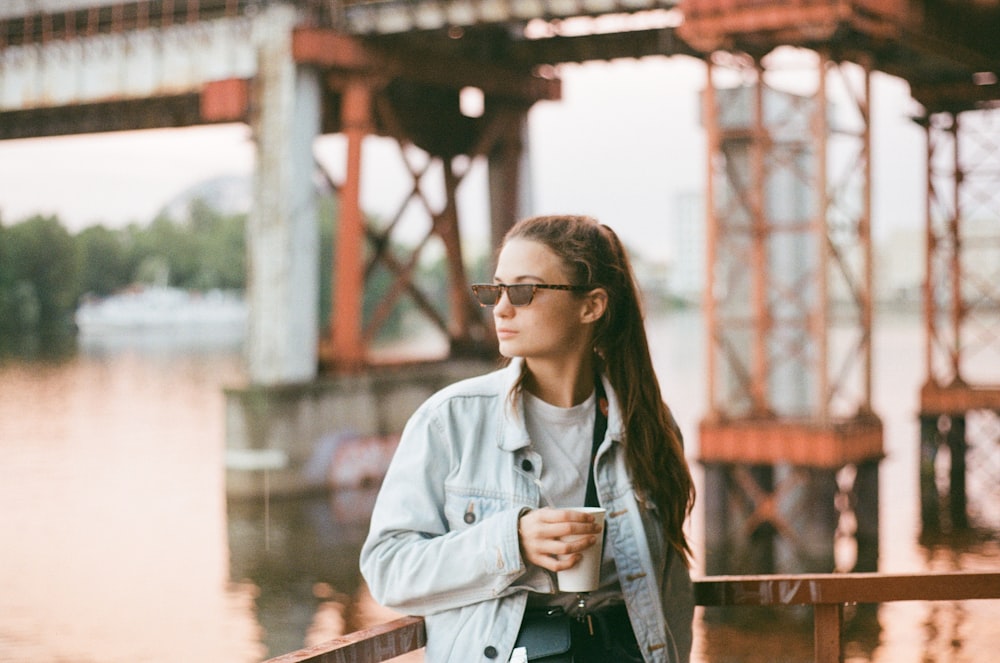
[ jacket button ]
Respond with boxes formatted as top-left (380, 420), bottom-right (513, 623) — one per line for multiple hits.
top-left (520, 459), bottom-right (533, 472)
top-left (484, 645), bottom-right (498, 658)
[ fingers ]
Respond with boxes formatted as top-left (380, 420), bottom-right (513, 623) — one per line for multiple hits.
top-left (526, 545), bottom-right (589, 573)
top-left (524, 507), bottom-right (601, 535)
top-left (517, 508), bottom-right (602, 572)
top-left (518, 509), bottom-right (600, 548)
top-left (541, 552), bottom-right (582, 573)
top-left (530, 536), bottom-right (596, 572)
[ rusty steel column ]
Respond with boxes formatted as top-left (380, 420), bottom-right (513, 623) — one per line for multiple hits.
top-left (702, 58), bottom-right (720, 421)
top-left (699, 50), bottom-right (883, 579)
top-left (325, 80), bottom-right (372, 371)
top-left (748, 60), bottom-right (769, 417)
top-left (918, 107), bottom-right (1000, 534)
top-left (438, 161), bottom-right (474, 353)
top-left (487, 108), bottom-right (530, 254)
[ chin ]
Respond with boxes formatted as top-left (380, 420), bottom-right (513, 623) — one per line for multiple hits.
top-left (496, 342), bottom-right (522, 359)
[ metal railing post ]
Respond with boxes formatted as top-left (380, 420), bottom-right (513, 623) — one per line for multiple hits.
top-left (813, 602), bottom-right (844, 663)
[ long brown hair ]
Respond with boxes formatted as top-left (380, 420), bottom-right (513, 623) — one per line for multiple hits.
top-left (503, 214), bottom-right (695, 565)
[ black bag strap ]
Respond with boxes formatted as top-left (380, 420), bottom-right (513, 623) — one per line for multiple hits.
top-left (585, 377), bottom-right (608, 508)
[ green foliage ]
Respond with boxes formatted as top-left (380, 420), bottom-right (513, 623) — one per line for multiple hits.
top-left (0, 202), bottom-right (246, 338)
top-left (75, 225), bottom-right (133, 297)
top-left (134, 215), bottom-right (201, 285)
top-left (0, 214), bottom-right (80, 333)
top-left (0, 194), bottom-right (478, 345)
top-left (188, 200), bottom-right (246, 290)
top-left (130, 200), bottom-right (246, 291)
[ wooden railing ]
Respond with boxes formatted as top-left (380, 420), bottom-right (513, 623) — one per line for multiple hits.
top-left (264, 571), bottom-right (1000, 663)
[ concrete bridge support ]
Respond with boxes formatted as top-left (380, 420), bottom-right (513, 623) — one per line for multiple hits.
top-left (245, 4), bottom-right (321, 385)
top-left (697, 50), bottom-right (883, 581)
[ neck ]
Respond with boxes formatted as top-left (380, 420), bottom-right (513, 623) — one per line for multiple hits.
top-left (523, 354), bottom-right (595, 408)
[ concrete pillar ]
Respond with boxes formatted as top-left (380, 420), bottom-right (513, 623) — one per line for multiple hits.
top-left (743, 466), bottom-right (777, 574)
top-left (919, 414), bottom-right (942, 532)
top-left (702, 464), bottom-right (731, 576)
top-left (854, 459), bottom-right (880, 573)
top-left (781, 467), bottom-right (838, 573)
top-left (919, 412), bottom-right (971, 533)
top-left (246, 5), bottom-right (321, 385)
top-left (947, 415), bottom-right (969, 530)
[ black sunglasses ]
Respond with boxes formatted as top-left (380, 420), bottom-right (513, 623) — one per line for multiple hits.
top-left (470, 283), bottom-right (591, 307)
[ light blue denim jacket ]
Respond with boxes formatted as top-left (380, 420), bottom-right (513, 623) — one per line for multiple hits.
top-left (360, 358), bottom-right (693, 662)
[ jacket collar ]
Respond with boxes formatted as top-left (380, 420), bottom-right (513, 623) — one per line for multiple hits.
top-left (497, 358), bottom-right (530, 452)
top-left (496, 357), bottom-right (625, 451)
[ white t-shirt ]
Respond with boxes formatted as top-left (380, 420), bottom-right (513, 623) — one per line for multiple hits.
top-left (522, 390), bottom-right (623, 612)
top-left (522, 390), bottom-right (594, 509)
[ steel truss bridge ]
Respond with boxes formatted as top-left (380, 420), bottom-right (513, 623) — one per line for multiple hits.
top-left (2, 0), bottom-right (998, 567)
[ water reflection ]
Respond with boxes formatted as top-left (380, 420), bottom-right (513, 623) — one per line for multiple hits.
top-left (0, 348), bottom-right (260, 662)
top-left (0, 309), bottom-right (997, 662)
top-left (227, 490), bottom-right (375, 656)
top-left (225, 487), bottom-right (428, 659)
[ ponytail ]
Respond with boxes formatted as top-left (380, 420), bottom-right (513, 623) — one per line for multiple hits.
top-left (502, 215), bottom-right (695, 564)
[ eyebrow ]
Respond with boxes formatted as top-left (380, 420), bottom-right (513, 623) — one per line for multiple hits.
top-left (492, 275), bottom-right (546, 283)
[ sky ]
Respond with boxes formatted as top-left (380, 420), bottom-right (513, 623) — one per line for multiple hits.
top-left (0, 55), bottom-right (927, 261)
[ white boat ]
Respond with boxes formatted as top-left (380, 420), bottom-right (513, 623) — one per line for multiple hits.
top-left (74, 286), bottom-right (247, 345)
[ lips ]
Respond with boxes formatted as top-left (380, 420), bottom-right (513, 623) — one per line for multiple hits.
top-left (496, 328), bottom-right (517, 339)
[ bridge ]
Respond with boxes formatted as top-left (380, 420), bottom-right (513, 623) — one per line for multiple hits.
top-left (2, 0), bottom-right (998, 575)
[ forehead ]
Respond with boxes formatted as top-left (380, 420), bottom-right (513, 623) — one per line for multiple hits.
top-left (495, 238), bottom-right (568, 281)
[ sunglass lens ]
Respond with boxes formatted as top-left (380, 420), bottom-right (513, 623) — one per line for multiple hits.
top-left (471, 284), bottom-right (539, 306)
top-left (473, 285), bottom-right (501, 306)
top-left (507, 284), bottom-right (535, 306)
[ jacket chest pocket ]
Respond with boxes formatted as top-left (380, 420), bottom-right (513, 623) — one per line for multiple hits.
top-left (444, 488), bottom-right (512, 531)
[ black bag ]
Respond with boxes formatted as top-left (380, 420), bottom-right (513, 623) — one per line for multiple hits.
top-left (513, 609), bottom-right (573, 662)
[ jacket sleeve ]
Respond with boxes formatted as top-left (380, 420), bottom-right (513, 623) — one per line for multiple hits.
top-left (359, 401), bottom-right (535, 615)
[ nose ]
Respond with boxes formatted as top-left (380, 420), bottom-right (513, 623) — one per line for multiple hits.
top-left (493, 289), bottom-right (515, 316)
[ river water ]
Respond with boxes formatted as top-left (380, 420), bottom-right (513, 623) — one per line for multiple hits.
top-left (0, 309), bottom-right (997, 662)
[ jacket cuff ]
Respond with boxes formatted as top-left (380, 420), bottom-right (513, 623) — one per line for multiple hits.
top-left (491, 508), bottom-right (553, 595)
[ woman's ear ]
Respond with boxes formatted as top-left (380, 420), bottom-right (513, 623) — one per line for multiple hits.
top-left (580, 288), bottom-right (608, 324)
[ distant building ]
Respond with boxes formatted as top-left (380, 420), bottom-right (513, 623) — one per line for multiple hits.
top-left (668, 190), bottom-right (706, 304)
top-left (875, 226), bottom-right (925, 308)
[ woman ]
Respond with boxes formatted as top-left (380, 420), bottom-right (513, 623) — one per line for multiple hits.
top-left (360, 215), bottom-right (695, 662)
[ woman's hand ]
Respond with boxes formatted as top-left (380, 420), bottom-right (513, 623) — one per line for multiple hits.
top-left (517, 507), bottom-right (601, 572)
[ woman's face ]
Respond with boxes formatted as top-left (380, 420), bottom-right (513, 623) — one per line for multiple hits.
top-left (491, 238), bottom-right (596, 361)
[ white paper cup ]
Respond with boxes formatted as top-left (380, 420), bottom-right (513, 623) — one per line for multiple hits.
top-left (555, 507), bottom-right (606, 593)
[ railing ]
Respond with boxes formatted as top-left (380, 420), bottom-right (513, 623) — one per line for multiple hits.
top-left (263, 571), bottom-right (1000, 663)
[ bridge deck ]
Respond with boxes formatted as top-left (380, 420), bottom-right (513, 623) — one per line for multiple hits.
top-left (2, 1), bottom-right (996, 113)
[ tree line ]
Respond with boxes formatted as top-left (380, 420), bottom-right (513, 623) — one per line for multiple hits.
top-left (0, 196), bottom-right (482, 353)
top-left (0, 199), bottom-right (245, 340)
